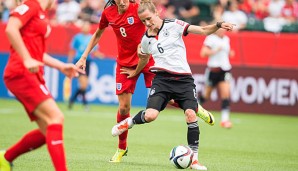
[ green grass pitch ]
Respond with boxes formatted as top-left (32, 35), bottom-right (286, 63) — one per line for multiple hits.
top-left (0, 98), bottom-right (298, 171)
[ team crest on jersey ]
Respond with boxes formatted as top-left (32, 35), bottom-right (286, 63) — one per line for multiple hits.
top-left (163, 29), bottom-right (170, 37)
top-left (116, 83), bottom-right (122, 90)
top-left (127, 17), bottom-right (134, 25)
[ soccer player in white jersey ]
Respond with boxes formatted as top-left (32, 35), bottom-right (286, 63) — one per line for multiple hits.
top-left (199, 29), bottom-right (234, 129)
top-left (111, 0), bottom-right (235, 170)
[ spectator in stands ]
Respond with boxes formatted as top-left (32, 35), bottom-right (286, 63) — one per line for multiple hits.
top-left (79, 0), bottom-right (105, 24)
top-left (199, 28), bottom-right (234, 129)
top-left (56, 0), bottom-right (81, 24)
top-left (68, 21), bottom-right (104, 110)
top-left (281, 0), bottom-right (298, 24)
top-left (252, 0), bottom-right (270, 20)
top-left (238, 0), bottom-right (254, 16)
top-left (263, 0), bottom-right (286, 32)
top-left (222, 0), bottom-right (248, 31)
top-left (211, 2), bottom-right (225, 25)
top-left (165, 0), bottom-right (200, 24)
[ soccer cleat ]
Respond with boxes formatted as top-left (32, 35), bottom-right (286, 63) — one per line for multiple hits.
top-left (220, 121), bottom-right (232, 128)
top-left (197, 105), bottom-right (215, 126)
top-left (111, 117), bottom-right (133, 137)
top-left (0, 151), bottom-right (12, 171)
top-left (190, 160), bottom-right (207, 170)
top-left (109, 148), bottom-right (128, 163)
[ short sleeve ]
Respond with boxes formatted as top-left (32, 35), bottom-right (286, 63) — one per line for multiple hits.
top-left (10, 1), bottom-right (39, 26)
top-left (98, 10), bottom-right (109, 29)
top-left (174, 19), bottom-right (190, 36)
top-left (140, 35), bottom-right (150, 54)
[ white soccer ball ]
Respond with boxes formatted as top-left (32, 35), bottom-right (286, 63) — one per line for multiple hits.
top-left (169, 145), bottom-right (194, 169)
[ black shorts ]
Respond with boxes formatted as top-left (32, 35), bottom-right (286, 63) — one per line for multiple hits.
top-left (205, 68), bottom-right (232, 87)
top-left (147, 72), bottom-right (198, 112)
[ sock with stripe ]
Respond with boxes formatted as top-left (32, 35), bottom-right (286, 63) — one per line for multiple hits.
top-left (187, 121), bottom-right (199, 156)
top-left (46, 124), bottom-right (67, 171)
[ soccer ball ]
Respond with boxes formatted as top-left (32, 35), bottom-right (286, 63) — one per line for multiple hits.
top-left (169, 145), bottom-right (194, 169)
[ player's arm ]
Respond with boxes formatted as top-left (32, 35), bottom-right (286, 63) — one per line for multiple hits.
top-left (187, 22), bottom-right (235, 35)
top-left (76, 28), bottom-right (105, 70)
top-left (43, 53), bottom-right (85, 78)
top-left (5, 16), bottom-right (44, 73)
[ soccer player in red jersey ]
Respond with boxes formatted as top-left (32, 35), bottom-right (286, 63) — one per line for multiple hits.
top-left (75, 0), bottom-right (155, 162)
top-left (0, 0), bottom-right (82, 170)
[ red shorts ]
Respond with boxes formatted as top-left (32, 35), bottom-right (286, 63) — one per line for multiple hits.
top-left (116, 58), bottom-right (155, 95)
top-left (4, 73), bottom-right (52, 121)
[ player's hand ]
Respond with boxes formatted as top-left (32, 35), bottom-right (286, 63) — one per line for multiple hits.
top-left (120, 67), bottom-right (137, 78)
top-left (61, 63), bottom-right (85, 79)
top-left (24, 58), bottom-right (44, 73)
top-left (75, 58), bottom-right (86, 71)
top-left (221, 22), bottom-right (236, 31)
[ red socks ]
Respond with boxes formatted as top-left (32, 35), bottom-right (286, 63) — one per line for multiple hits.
top-left (46, 124), bottom-right (67, 171)
top-left (4, 129), bottom-right (45, 162)
top-left (117, 112), bottom-right (130, 150)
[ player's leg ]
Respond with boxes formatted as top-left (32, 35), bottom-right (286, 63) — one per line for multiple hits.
top-left (34, 99), bottom-right (67, 171)
top-left (112, 74), bottom-right (169, 136)
top-left (2, 76), bottom-right (51, 170)
top-left (109, 93), bottom-right (132, 162)
top-left (110, 63), bottom-right (138, 162)
top-left (218, 80), bottom-right (232, 128)
top-left (176, 76), bottom-right (207, 170)
top-left (184, 109), bottom-right (206, 170)
top-left (111, 95), bottom-right (168, 136)
top-left (1, 128), bottom-right (45, 163)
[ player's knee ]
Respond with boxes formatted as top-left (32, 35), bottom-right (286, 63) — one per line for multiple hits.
top-left (46, 112), bottom-right (64, 125)
top-left (221, 99), bottom-right (230, 110)
top-left (185, 109), bottom-right (197, 123)
top-left (119, 104), bottom-right (131, 115)
top-left (144, 109), bottom-right (158, 122)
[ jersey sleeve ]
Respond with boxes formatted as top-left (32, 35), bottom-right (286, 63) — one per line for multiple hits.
top-left (140, 35), bottom-right (150, 54)
top-left (174, 19), bottom-right (190, 36)
top-left (98, 10), bottom-right (109, 30)
top-left (10, 1), bottom-right (38, 26)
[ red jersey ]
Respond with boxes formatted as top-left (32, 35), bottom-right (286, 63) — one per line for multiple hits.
top-left (99, 3), bottom-right (146, 67)
top-left (4, 0), bottom-right (50, 79)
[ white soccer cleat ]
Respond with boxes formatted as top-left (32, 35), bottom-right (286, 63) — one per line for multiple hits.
top-left (190, 160), bottom-right (207, 170)
top-left (111, 117), bottom-right (133, 137)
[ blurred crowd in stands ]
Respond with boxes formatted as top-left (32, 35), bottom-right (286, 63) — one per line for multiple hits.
top-left (0, 0), bottom-right (297, 33)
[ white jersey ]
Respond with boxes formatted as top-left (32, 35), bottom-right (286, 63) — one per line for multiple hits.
top-left (141, 19), bottom-right (192, 75)
top-left (203, 34), bottom-right (232, 71)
